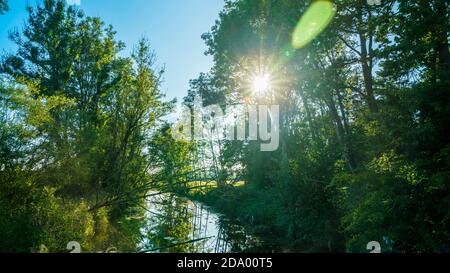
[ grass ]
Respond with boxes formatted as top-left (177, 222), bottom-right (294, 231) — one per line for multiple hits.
top-left (185, 180), bottom-right (245, 196)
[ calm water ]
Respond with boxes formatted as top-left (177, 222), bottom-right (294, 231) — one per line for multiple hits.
top-left (139, 192), bottom-right (269, 253)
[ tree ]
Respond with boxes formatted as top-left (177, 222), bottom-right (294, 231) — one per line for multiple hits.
top-left (0, 0), bottom-right (173, 251)
top-left (184, 0), bottom-right (450, 252)
top-left (0, 0), bottom-right (8, 15)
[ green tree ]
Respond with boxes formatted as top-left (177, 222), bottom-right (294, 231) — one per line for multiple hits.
top-left (0, 0), bottom-right (8, 15)
top-left (0, 0), bottom-right (173, 252)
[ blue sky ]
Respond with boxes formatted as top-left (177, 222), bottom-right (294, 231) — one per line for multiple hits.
top-left (0, 0), bottom-right (224, 109)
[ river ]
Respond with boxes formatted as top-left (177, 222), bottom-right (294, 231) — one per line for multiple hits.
top-left (138, 192), bottom-right (273, 253)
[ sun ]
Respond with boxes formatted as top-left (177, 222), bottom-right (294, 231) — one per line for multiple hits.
top-left (251, 73), bottom-right (271, 95)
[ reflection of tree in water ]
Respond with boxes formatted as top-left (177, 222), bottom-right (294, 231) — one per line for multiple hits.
top-left (142, 195), bottom-right (194, 253)
top-left (214, 218), bottom-right (264, 253)
top-left (141, 193), bottom-right (266, 253)
top-left (189, 203), bottom-right (265, 253)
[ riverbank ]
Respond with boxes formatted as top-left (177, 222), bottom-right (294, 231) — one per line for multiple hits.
top-left (183, 183), bottom-right (295, 252)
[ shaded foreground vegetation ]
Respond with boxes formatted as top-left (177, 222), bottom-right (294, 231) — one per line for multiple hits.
top-left (0, 0), bottom-right (172, 252)
top-left (1, 0), bottom-right (449, 253)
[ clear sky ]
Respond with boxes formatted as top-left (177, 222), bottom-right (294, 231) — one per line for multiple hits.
top-left (0, 0), bottom-right (224, 109)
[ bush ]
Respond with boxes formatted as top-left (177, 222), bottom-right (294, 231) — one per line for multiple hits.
top-left (0, 176), bottom-right (97, 253)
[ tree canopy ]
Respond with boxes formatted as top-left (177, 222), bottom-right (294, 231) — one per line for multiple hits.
top-left (0, 0), bottom-right (449, 253)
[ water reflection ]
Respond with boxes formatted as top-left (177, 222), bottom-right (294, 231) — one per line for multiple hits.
top-left (139, 192), bottom-right (264, 253)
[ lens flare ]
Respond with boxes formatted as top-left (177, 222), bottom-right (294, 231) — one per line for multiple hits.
top-left (292, 1), bottom-right (335, 49)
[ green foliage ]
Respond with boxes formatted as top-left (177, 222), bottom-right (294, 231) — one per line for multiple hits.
top-left (0, 175), bottom-right (96, 252)
top-left (1, 0), bottom-right (449, 253)
top-left (0, 0), bottom-right (7, 15)
top-left (170, 0), bottom-right (450, 252)
top-left (148, 124), bottom-right (194, 193)
top-left (0, 0), bottom-right (171, 252)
